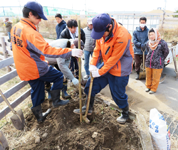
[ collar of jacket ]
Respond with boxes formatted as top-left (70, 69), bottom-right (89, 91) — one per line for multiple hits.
top-left (136, 26), bottom-right (148, 32)
top-left (104, 19), bottom-right (117, 43)
top-left (87, 26), bottom-right (92, 31)
top-left (20, 18), bottom-right (37, 30)
top-left (58, 20), bottom-right (66, 26)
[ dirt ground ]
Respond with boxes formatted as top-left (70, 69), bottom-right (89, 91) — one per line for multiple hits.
top-left (3, 90), bottom-right (142, 150)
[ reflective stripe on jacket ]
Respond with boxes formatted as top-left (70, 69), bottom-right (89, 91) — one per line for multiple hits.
top-left (11, 19), bottom-right (72, 81)
top-left (90, 19), bottom-right (134, 77)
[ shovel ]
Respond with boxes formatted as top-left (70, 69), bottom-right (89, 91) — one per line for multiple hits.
top-left (139, 48), bottom-right (146, 79)
top-left (82, 73), bottom-right (94, 123)
top-left (0, 131), bottom-right (9, 150)
top-left (0, 90), bottom-right (25, 130)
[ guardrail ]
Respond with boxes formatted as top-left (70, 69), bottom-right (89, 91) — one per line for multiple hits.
top-left (0, 37), bottom-right (30, 120)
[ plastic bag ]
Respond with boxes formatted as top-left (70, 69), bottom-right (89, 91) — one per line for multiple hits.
top-left (149, 108), bottom-right (171, 150)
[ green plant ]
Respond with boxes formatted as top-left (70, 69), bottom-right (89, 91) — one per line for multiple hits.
top-left (173, 10), bottom-right (178, 18)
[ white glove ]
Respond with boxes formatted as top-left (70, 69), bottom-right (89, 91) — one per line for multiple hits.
top-left (89, 65), bottom-right (98, 72)
top-left (72, 78), bottom-right (79, 87)
top-left (71, 49), bottom-right (83, 58)
top-left (92, 69), bottom-right (100, 78)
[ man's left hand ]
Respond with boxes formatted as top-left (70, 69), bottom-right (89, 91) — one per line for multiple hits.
top-left (92, 69), bottom-right (100, 78)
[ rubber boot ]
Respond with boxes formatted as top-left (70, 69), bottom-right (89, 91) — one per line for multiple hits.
top-left (73, 96), bottom-right (95, 115)
top-left (62, 84), bottom-right (71, 99)
top-left (135, 71), bottom-right (140, 80)
top-left (50, 89), bottom-right (69, 108)
top-left (31, 105), bottom-right (51, 123)
top-left (117, 105), bottom-right (129, 124)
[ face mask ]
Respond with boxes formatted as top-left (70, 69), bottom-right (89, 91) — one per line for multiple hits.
top-left (140, 24), bottom-right (146, 28)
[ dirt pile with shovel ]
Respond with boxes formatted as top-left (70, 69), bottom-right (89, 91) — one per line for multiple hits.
top-left (8, 91), bottom-right (142, 150)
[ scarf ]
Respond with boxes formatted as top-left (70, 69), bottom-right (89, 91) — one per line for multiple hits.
top-left (148, 28), bottom-right (161, 50)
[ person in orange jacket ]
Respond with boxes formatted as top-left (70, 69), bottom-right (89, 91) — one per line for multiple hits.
top-left (11, 1), bottom-right (83, 123)
top-left (73, 13), bottom-right (134, 124)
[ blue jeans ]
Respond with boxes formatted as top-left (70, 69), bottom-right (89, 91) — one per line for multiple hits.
top-left (84, 73), bottom-right (129, 109)
top-left (28, 66), bottom-right (63, 107)
top-left (8, 32), bottom-right (11, 40)
top-left (84, 50), bottom-right (93, 76)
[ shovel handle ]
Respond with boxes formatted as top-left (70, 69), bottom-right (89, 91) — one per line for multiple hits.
top-left (0, 89), bottom-right (17, 114)
top-left (84, 73), bottom-right (94, 117)
top-left (0, 89), bottom-right (23, 123)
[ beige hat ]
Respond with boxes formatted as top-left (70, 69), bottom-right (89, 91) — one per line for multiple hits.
top-left (87, 18), bottom-right (93, 25)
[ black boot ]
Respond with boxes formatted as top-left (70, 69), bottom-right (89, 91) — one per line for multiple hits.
top-left (117, 106), bottom-right (129, 124)
top-left (50, 89), bottom-right (69, 108)
top-left (62, 84), bottom-right (71, 99)
top-left (73, 96), bottom-right (95, 115)
top-left (31, 105), bottom-right (51, 123)
top-left (135, 71), bottom-right (140, 80)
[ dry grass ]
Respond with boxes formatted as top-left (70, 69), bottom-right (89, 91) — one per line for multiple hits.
top-left (39, 16), bottom-right (87, 39)
top-left (159, 26), bottom-right (178, 42)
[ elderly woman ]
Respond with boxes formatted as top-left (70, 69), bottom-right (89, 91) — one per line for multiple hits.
top-left (145, 28), bottom-right (169, 94)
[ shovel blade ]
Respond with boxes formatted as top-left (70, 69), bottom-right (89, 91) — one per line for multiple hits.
top-left (139, 72), bottom-right (146, 79)
top-left (0, 131), bottom-right (9, 150)
top-left (10, 109), bottom-right (25, 130)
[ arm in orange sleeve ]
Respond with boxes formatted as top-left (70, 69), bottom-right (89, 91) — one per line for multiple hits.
top-left (26, 31), bottom-right (72, 59)
top-left (98, 39), bottom-right (130, 76)
top-left (90, 40), bottom-right (101, 66)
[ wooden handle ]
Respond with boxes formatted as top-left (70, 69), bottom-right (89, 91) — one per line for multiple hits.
top-left (0, 89), bottom-right (17, 114)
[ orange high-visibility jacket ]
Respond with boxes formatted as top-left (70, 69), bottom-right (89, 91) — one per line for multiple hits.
top-left (11, 19), bottom-right (72, 81)
top-left (90, 19), bottom-right (134, 77)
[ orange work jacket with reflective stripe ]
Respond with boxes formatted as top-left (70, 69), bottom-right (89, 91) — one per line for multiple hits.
top-left (90, 19), bottom-right (134, 77)
top-left (11, 19), bottom-right (72, 81)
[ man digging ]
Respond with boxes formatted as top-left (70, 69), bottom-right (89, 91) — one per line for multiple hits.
top-left (73, 13), bottom-right (134, 124)
top-left (11, 1), bottom-right (83, 123)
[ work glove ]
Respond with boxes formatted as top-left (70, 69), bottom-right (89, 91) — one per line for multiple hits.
top-left (71, 49), bottom-right (83, 58)
top-left (72, 78), bottom-right (79, 88)
top-left (89, 65), bottom-right (98, 72)
top-left (92, 69), bottom-right (100, 78)
top-left (141, 44), bottom-right (145, 50)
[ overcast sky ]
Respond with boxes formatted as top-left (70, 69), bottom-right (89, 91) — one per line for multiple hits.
top-left (0, 0), bottom-right (177, 12)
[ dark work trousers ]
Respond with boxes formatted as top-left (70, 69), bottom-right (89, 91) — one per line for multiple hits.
top-left (84, 73), bottom-right (129, 109)
top-left (69, 56), bottom-right (79, 79)
top-left (28, 66), bottom-right (63, 108)
top-left (134, 54), bottom-right (146, 72)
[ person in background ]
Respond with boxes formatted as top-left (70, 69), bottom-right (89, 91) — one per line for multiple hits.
top-left (83, 18), bottom-right (95, 79)
top-left (145, 28), bottom-right (169, 94)
top-left (5, 18), bottom-right (12, 42)
top-left (133, 17), bottom-right (149, 80)
top-left (55, 13), bottom-right (66, 39)
top-left (60, 19), bottom-right (85, 79)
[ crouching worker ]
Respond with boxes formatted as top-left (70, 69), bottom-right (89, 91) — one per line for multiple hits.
top-left (145, 28), bottom-right (169, 94)
top-left (11, 1), bottom-right (83, 123)
top-left (73, 13), bottom-right (134, 124)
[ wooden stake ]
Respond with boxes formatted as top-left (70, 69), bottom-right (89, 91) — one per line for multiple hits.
top-left (78, 20), bottom-right (82, 123)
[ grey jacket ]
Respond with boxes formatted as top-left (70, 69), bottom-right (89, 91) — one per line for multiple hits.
top-left (83, 27), bottom-right (95, 52)
top-left (145, 39), bottom-right (169, 69)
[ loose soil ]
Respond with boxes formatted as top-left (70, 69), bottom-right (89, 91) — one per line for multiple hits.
top-left (6, 90), bottom-right (142, 150)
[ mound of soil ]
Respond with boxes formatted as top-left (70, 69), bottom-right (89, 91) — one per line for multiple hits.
top-left (15, 92), bottom-right (142, 150)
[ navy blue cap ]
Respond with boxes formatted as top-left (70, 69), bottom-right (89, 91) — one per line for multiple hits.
top-left (24, 1), bottom-right (47, 20)
top-left (91, 13), bottom-right (111, 39)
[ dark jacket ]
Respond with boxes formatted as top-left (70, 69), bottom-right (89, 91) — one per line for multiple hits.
top-left (60, 27), bottom-right (85, 44)
top-left (5, 21), bottom-right (12, 32)
top-left (133, 26), bottom-right (149, 55)
top-left (56, 20), bottom-right (66, 39)
top-left (145, 39), bottom-right (169, 69)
